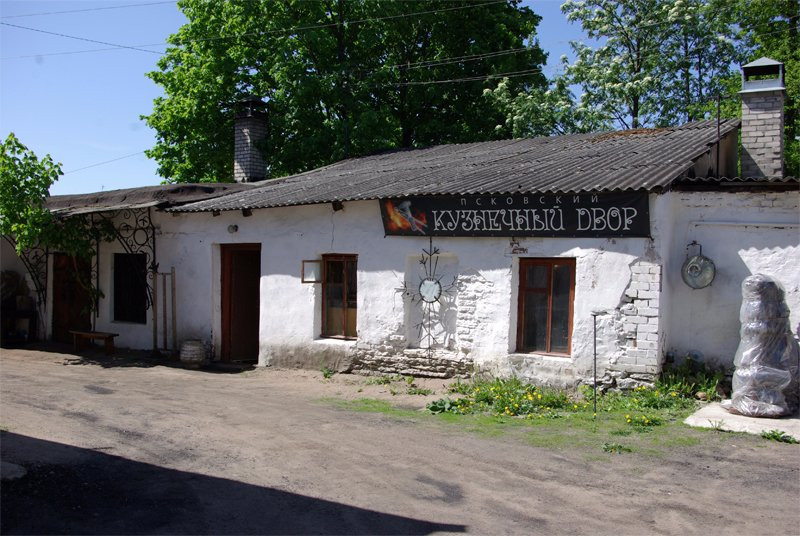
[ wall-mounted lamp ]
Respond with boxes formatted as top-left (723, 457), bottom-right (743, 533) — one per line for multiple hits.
top-left (242, 208), bottom-right (253, 217)
top-left (681, 240), bottom-right (715, 289)
top-left (227, 224), bottom-right (239, 234)
top-left (332, 200), bottom-right (344, 212)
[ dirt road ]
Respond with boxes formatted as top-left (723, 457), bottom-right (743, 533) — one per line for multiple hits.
top-left (1, 348), bottom-right (798, 535)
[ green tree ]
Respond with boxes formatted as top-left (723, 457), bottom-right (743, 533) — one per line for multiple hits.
top-left (654, 0), bottom-right (741, 125)
top-left (0, 133), bottom-right (61, 253)
top-left (561, 0), bottom-right (745, 129)
top-left (144, 0), bottom-right (548, 183)
top-left (483, 75), bottom-right (610, 137)
top-left (1, 133), bottom-right (113, 298)
top-left (561, 0), bottom-right (666, 129)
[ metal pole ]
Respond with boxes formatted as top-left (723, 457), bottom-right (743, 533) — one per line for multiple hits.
top-left (591, 311), bottom-right (600, 417)
top-left (716, 94), bottom-right (721, 179)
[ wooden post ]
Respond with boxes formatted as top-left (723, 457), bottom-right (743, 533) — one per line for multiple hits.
top-left (161, 272), bottom-right (167, 351)
top-left (171, 267), bottom-right (177, 354)
top-left (151, 270), bottom-right (158, 356)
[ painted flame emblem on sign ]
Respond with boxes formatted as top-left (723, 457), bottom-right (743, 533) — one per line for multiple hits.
top-left (384, 200), bottom-right (427, 234)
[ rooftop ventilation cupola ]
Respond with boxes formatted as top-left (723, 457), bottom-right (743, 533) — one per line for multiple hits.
top-left (233, 96), bottom-right (268, 183)
top-left (740, 57), bottom-right (785, 93)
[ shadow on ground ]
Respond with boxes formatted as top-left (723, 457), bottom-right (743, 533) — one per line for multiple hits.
top-left (17, 342), bottom-right (255, 373)
top-left (1, 432), bottom-right (465, 535)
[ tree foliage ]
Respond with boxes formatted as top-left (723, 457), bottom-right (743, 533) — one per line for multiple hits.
top-left (1, 133), bottom-right (62, 253)
top-left (0, 133), bottom-right (112, 260)
top-left (560, 0), bottom-right (743, 129)
top-left (145, 0), bottom-right (548, 183)
top-left (482, 76), bottom-right (609, 137)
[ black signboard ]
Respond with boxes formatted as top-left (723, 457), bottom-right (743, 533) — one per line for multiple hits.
top-left (380, 192), bottom-right (650, 238)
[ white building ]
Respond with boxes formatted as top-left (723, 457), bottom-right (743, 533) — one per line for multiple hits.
top-left (2, 59), bottom-right (797, 389)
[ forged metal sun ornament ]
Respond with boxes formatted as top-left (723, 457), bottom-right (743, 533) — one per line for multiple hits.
top-left (398, 237), bottom-right (457, 358)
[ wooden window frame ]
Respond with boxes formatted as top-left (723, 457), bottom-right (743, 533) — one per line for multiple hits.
top-left (301, 260), bottom-right (322, 283)
top-left (321, 254), bottom-right (358, 340)
top-left (516, 258), bottom-right (576, 356)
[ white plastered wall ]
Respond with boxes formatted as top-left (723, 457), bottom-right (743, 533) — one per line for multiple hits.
top-left (157, 199), bottom-right (667, 386)
top-left (665, 190), bottom-right (800, 367)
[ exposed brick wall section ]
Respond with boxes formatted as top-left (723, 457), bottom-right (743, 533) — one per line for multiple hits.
top-left (741, 91), bottom-right (784, 179)
top-left (234, 115), bottom-right (267, 183)
top-left (604, 261), bottom-right (663, 389)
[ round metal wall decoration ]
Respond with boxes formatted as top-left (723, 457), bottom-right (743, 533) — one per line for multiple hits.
top-left (681, 241), bottom-right (716, 289)
top-left (396, 237), bottom-right (458, 358)
top-left (419, 277), bottom-right (442, 303)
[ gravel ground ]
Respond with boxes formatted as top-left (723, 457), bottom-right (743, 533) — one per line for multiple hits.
top-left (1, 347), bottom-right (798, 535)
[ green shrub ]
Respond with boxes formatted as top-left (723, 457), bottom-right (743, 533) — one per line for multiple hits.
top-left (658, 355), bottom-right (728, 401)
top-left (761, 430), bottom-right (798, 443)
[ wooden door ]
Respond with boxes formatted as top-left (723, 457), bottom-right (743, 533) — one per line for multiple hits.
top-left (52, 253), bottom-right (91, 343)
top-left (221, 244), bottom-right (261, 362)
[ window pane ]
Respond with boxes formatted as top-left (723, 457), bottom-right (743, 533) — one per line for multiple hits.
top-left (114, 253), bottom-right (147, 324)
top-left (325, 282), bottom-right (344, 336)
top-left (345, 260), bottom-right (357, 337)
top-left (526, 265), bottom-right (548, 289)
top-left (325, 260), bottom-right (343, 284)
top-left (522, 291), bottom-right (548, 351)
top-left (550, 264), bottom-right (572, 353)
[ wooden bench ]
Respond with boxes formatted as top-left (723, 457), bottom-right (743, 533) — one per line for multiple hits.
top-left (69, 330), bottom-right (119, 356)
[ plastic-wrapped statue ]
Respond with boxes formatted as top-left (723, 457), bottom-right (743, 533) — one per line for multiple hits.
top-left (722, 275), bottom-right (799, 417)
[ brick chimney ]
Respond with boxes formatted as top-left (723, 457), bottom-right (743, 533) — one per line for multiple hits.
top-left (234, 96), bottom-right (267, 183)
top-left (739, 57), bottom-right (785, 179)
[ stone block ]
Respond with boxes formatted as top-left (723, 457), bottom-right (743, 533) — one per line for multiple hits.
top-left (639, 307), bottom-right (658, 317)
top-left (637, 323), bottom-right (658, 333)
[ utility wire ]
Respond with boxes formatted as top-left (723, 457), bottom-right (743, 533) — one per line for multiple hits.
top-left (0, 22), bottom-right (164, 55)
top-left (63, 151), bottom-right (147, 175)
top-left (0, 0), bottom-right (505, 59)
top-left (1, 1), bottom-right (176, 19)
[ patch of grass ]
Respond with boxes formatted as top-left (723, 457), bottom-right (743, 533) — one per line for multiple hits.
top-left (364, 375), bottom-right (400, 385)
top-left (320, 366), bottom-right (335, 379)
top-left (407, 387), bottom-right (433, 396)
top-left (761, 429), bottom-right (799, 444)
top-left (322, 398), bottom-right (420, 418)
top-left (602, 442), bottom-right (632, 454)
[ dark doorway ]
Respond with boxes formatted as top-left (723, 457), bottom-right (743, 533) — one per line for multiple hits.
top-left (221, 244), bottom-right (261, 362)
top-left (52, 253), bottom-right (92, 343)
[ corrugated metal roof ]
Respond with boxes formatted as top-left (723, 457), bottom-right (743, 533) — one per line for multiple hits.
top-left (171, 119), bottom-right (741, 213)
top-left (47, 183), bottom-right (254, 217)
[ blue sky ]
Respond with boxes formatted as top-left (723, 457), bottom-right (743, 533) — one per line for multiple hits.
top-left (1, 0), bottom-right (587, 195)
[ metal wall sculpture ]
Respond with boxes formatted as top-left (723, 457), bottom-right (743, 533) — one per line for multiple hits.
top-left (92, 207), bottom-right (157, 309)
top-left (398, 237), bottom-right (457, 358)
top-left (2, 235), bottom-right (48, 308)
